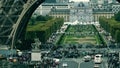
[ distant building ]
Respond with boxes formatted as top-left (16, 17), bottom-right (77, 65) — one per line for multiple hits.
top-left (44, 0), bottom-right (56, 3)
top-left (98, 0), bottom-right (104, 5)
top-left (93, 12), bottom-right (114, 22)
top-left (44, 0), bottom-right (69, 3)
top-left (112, 3), bottom-right (120, 14)
top-left (48, 8), bottom-right (70, 22)
top-left (56, 0), bottom-right (69, 3)
top-left (90, 0), bottom-right (103, 7)
top-left (93, 9), bottom-right (114, 22)
top-left (34, 3), bottom-right (71, 16)
top-left (90, 0), bottom-right (117, 7)
top-left (70, 2), bottom-right (93, 23)
top-left (91, 1), bottom-right (120, 22)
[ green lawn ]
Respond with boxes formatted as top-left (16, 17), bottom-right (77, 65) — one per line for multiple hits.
top-left (62, 36), bottom-right (97, 45)
top-left (58, 25), bottom-right (103, 45)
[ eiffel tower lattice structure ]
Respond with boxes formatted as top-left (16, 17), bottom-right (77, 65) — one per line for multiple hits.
top-left (0, 0), bottom-right (45, 48)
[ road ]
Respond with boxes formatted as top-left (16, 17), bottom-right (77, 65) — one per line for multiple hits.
top-left (80, 61), bottom-right (94, 68)
top-left (59, 57), bottom-right (108, 68)
top-left (80, 61), bottom-right (107, 68)
top-left (59, 61), bottom-right (78, 68)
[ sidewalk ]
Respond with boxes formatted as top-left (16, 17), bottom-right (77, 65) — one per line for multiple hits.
top-left (103, 57), bottom-right (108, 68)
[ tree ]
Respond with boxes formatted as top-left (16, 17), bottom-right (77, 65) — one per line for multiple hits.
top-left (36, 15), bottom-right (46, 21)
top-left (114, 11), bottom-right (120, 21)
top-left (45, 15), bottom-right (52, 20)
top-left (115, 30), bottom-right (120, 43)
top-left (29, 17), bottom-right (35, 25)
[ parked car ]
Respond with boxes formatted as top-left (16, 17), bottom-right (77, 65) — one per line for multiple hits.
top-left (53, 58), bottom-right (60, 65)
top-left (62, 63), bottom-right (68, 67)
top-left (84, 55), bottom-right (91, 62)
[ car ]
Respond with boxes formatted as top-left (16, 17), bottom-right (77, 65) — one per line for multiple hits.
top-left (94, 54), bottom-right (102, 64)
top-left (84, 55), bottom-right (91, 62)
top-left (53, 58), bottom-right (60, 65)
top-left (62, 63), bottom-right (68, 67)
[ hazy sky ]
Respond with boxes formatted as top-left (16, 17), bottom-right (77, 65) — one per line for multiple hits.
top-left (70, 0), bottom-right (89, 2)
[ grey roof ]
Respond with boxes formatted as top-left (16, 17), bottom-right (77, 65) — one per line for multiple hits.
top-left (92, 7), bottom-right (112, 12)
top-left (93, 10), bottom-right (114, 14)
top-left (51, 8), bottom-right (70, 12)
top-left (42, 3), bottom-right (69, 6)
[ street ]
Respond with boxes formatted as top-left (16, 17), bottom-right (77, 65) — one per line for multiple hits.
top-left (59, 61), bottom-right (78, 68)
top-left (58, 57), bottom-right (108, 68)
top-left (80, 61), bottom-right (94, 68)
top-left (80, 61), bottom-right (107, 68)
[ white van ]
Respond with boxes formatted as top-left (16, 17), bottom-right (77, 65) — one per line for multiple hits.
top-left (94, 54), bottom-right (102, 64)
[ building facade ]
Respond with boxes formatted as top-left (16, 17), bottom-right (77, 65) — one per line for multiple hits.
top-left (44, 0), bottom-right (69, 3)
top-left (56, 0), bottom-right (69, 3)
top-left (34, 3), bottom-right (71, 16)
top-left (44, 0), bottom-right (56, 3)
top-left (90, 0), bottom-right (117, 7)
top-left (92, 4), bottom-right (114, 22)
top-left (70, 2), bottom-right (93, 24)
top-left (112, 3), bottom-right (120, 14)
top-left (91, 0), bottom-right (119, 22)
top-left (48, 8), bottom-right (70, 22)
top-left (93, 12), bottom-right (114, 22)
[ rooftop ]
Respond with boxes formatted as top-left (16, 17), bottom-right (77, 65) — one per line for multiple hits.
top-left (42, 3), bottom-right (69, 6)
top-left (51, 8), bottom-right (70, 12)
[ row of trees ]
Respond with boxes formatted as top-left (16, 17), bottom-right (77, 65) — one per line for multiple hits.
top-left (99, 11), bottom-right (120, 43)
top-left (26, 17), bottom-right (64, 43)
top-left (92, 25), bottom-right (106, 46)
top-left (16, 15), bottom-right (63, 50)
top-left (29, 15), bottom-right (52, 25)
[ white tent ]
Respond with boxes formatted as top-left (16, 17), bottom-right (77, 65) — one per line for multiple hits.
top-left (72, 20), bottom-right (79, 25)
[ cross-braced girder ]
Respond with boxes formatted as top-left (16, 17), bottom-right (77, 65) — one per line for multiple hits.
top-left (0, 0), bottom-right (45, 48)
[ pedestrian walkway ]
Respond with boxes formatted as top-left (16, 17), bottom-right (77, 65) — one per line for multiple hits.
top-left (103, 57), bottom-right (108, 68)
